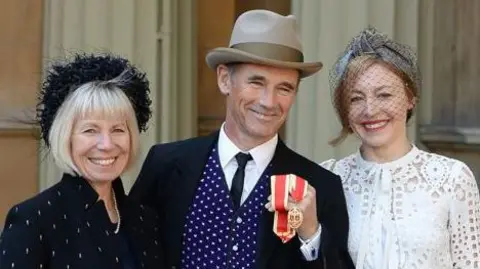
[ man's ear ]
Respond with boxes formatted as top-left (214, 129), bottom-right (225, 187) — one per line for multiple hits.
top-left (217, 64), bottom-right (231, 96)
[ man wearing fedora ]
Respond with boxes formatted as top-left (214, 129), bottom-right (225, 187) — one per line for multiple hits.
top-left (129, 9), bottom-right (353, 269)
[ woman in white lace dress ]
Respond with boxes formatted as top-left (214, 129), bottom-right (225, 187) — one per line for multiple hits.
top-left (320, 27), bottom-right (480, 269)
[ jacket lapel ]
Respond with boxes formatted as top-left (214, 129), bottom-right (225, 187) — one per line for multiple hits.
top-left (61, 175), bottom-right (122, 268)
top-left (165, 131), bottom-right (219, 265)
top-left (256, 139), bottom-right (298, 269)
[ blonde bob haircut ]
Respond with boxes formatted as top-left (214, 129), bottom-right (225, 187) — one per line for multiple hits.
top-left (48, 81), bottom-right (140, 177)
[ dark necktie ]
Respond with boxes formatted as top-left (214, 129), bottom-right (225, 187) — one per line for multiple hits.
top-left (230, 152), bottom-right (252, 209)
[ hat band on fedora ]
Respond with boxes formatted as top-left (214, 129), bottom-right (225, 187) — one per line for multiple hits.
top-left (231, 42), bottom-right (304, 63)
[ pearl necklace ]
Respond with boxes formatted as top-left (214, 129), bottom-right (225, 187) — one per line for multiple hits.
top-left (112, 190), bottom-right (121, 234)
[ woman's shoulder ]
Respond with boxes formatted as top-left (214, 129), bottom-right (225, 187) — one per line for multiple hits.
top-left (416, 149), bottom-right (473, 174)
top-left (414, 148), bottom-right (477, 186)
top-left (318, 154), bottom-right (358, 184)
top-left (0, 185), bottom-right (67, 269)
top-left (319, 154), bottom-right (356, 171)
top-left (1, 180), bottom-right (67, 234)
top-left (8, 181), bottom-right (65, 217)
top-left (319, 159), bottom-right (337, 171)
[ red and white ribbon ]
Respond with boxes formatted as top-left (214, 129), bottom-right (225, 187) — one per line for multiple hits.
top-left (271, 174), bottom-right (308, 243)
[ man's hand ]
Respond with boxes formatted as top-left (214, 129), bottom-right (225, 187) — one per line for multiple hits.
top-left (265, 185), bottom-right (319, 240)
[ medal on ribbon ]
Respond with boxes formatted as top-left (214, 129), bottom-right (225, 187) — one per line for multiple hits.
top-left (270, 174), bottom-right (308, 243)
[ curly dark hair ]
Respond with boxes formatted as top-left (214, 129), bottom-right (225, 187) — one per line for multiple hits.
top-left (37, 52), bottom-right (152, 146)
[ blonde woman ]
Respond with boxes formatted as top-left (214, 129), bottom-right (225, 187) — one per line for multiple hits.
top-left (0, 54), bottom-right (164, 269)
top-left (321, 27), bottom-right (479, 269)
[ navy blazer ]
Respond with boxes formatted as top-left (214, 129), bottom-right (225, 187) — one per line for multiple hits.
top-left (0, 174), bottom-right (164, 269)
top-left (129, 132), bottom-right (354, 269)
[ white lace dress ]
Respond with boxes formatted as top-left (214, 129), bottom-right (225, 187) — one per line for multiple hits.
top-left (320, 146), bottom-right (480, 269)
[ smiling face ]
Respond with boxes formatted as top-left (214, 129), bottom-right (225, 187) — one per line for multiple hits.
top-left (47, 82), bottom-right (140, 181)
top-left (347, 63), bottom-right (415, 148)
top-left (71, 113), bottom-right (131, 183)
top-left (217, 63), bottom-right (299, 145)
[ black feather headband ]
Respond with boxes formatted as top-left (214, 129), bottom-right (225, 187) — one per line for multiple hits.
top-left (37, 53), bottom-right (152, 146)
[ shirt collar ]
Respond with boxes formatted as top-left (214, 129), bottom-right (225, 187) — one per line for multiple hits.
top-left (61, 173), bottom-right (126, 211)
top-left (218, 123), bottom-right (278, 173)
top-left (355, 144), bottom-right (420, 170)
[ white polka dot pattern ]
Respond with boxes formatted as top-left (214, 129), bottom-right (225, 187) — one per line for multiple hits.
top-left (0, 174), bottom-right (164, 269)
top-left (180, 147), bottom-right (271, 269)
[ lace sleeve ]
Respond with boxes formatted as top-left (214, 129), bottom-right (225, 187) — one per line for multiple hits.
top-left (448, 162), bottom-right (480, 269)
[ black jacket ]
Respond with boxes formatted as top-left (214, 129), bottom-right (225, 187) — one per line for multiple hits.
top-left (129, 132), bottom-right (354, 269)
top-left (0, 174), bottom-right (164, 269)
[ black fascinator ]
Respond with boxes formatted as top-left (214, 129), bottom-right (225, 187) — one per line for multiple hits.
top-left (37, 53), bottom-right (152, 146)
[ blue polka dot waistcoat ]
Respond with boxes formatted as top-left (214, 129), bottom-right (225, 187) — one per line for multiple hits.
top-left (180, 146), bottom-right (272, 269)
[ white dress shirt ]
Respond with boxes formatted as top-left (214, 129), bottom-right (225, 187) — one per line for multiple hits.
top-left (218, 124), bottom-right (321, 261)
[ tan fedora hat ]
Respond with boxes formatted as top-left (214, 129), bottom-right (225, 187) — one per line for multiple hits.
top-left (206, 9), bottom-right (323, 78)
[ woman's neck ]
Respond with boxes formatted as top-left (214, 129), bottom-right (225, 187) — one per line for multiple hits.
top-left (361, 137), bottom-right (412, 164)
top-left (88, 180), bottom-right (118, 223)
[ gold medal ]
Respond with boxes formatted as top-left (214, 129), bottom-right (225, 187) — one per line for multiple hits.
top-left (287, 206), bottom-right (303, 230)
